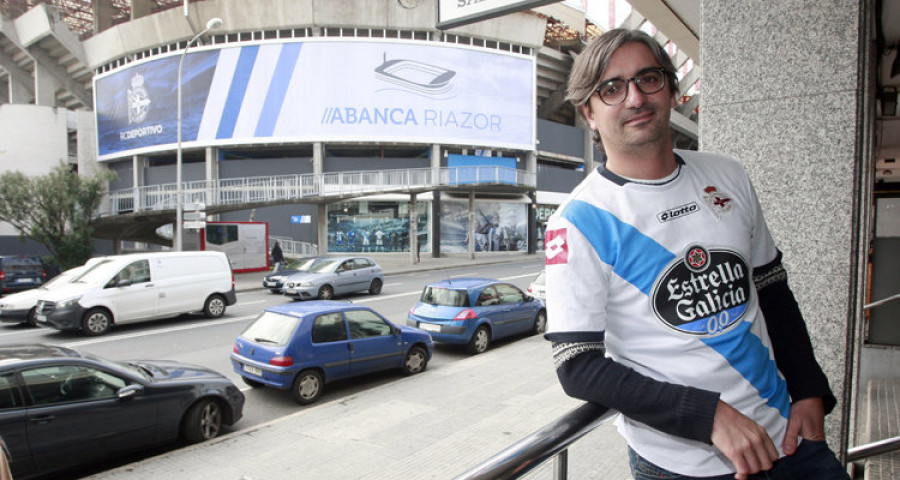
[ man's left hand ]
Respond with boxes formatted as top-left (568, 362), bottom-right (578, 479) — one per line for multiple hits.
top-left (782, 397), bottom-right (826, 455)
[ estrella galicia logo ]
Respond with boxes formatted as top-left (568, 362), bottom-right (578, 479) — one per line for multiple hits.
top-left (651, 245), bottom-right (751, 337)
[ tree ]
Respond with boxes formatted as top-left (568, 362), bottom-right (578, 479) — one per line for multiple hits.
top-left (0, 162), bottom-right (115, 269)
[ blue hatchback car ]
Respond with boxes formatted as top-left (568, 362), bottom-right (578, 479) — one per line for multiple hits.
top-left (231, 301), bottom-right (433, 404)
top-left (407, 278), bottom-right (546, 354)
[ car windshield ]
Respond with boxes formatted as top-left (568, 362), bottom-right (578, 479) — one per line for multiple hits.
top-left (71, 259), bottom-right (119, 285)
top-left (307, 258), bottom-right (342, 273)
top-left (420, 286), bottom-right (470, 307)
top-left (241, 311), bottom-right (303, 345)
top-left (286, 258), bottom-right (318, 271)
top-left (533, 271), bottom-right (546, 286)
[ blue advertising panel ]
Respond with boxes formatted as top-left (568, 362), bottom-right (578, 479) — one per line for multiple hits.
top-left (94, 39), bottom-right (536, 160)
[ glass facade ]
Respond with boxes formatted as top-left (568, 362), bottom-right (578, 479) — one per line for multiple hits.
top-left (326, 201), bottom-right (431, 254)
top-left (439, 201), bottom-right (529, 253)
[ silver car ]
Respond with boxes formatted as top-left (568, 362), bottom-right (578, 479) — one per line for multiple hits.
top-left (282, 256), bottom-right (384, 301)
top-left (526, 270), bottom-right (547, 301)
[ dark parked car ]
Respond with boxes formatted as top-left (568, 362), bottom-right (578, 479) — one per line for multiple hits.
top-left (281, 256), bottom-right (384, 301)
top-left (0, 344), bottom-right (245, 480)
top-left (232, 301), bottom-right (433, 404)
top-left (407, 277), bottom-right (546, 354)
top-left (0, 255), bottom-right (46, 295)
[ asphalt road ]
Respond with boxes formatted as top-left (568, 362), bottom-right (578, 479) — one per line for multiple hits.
top-left (0, 257), bottom-right (545, 478)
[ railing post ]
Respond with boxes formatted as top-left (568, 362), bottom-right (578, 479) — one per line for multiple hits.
top-left (553, 449), bottom-right (568, 480)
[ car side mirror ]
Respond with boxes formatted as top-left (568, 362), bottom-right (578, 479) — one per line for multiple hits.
top-left (391, 326), bottom-right (401, 336)
top-left (117, 384), bottom-right (144, 400)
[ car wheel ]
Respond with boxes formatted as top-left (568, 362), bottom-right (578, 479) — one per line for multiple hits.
top-left (242, 377), bottom-right (265, 389)
top-left (317, 285), bottom-right (334, 300)
top-left (203, 294), bottom-right (227, 318)
top-left (533, 310), bottom-right (547, 334)
top-left (368, 278), bottom-right (383, 295)
top-left (25, 306), bottom-right (38, 327)
top-left (292, 369), bottom-right (323, 405)
top-left (181, 399), bottom-right (223, 443)
top-left (403, 346), bottom-right (428, 375)
top-left (467, 325), bottom-right (490, 355)
top-left (82, 308), bottom-right (112, 336)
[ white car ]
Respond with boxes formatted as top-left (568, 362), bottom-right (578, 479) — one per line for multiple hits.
top-left (526, 270), bottom-right (547, 301)
top-left (0, 264), bottom-right (93, 327)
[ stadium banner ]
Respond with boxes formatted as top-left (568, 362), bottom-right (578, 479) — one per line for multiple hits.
top-left (94, 39), bottom-right (535, 160)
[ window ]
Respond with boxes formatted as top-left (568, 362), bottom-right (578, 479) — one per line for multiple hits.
top-left (110, 260), bottom-right (151, 286)
top-left (477, 286), bottom-right (500, 306)
top-left (0, 374), bottom-right (21, 409)
top-left (241, 312), bottom-right (301, 346)
top-left (495, 284), bottom-right (525, 304)
top-left (311, 313), bottom-right (348, 343)
top-left (345, 309), bottom-right (391, 339)
top-left (22, 365), bottom-right (126, 405)
top-left (420, 286), bottom-right (470, 307)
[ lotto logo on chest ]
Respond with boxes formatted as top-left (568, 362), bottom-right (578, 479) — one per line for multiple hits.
top-left (651, 245), bottom-right (751, 336)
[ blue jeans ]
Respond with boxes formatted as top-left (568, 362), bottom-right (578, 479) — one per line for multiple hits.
top-left (628, 440), bottom-right (850, 480)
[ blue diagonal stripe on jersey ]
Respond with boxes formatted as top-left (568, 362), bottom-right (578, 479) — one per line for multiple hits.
top-left (255, 43), bottom-right (302, 137)
top-left (703, 321), bottom-right (790, 418)
top-left (561, 199), bottom-right (675, 295)
top-left (216, 45), bottom-right (259, 139)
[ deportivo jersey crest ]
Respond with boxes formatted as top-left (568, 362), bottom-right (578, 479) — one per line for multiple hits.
top-left (651, 245), bottom-right (751, 336)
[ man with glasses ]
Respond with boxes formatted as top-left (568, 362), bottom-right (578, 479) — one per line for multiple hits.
top-left (543, 29), bottom-right (848, 480)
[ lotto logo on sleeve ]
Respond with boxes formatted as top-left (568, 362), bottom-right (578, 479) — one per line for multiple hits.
top-left (545, 228), bottom-right (568, 265)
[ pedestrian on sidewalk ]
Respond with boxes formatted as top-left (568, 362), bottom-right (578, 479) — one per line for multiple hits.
top-left (271, 241), bottom-right (284, 272)
top-left (544, 28), bottom-right (847, 480)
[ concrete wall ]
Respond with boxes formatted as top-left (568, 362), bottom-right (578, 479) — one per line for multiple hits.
top-left (700, 0), bottom-right (862, 445)
top-left (83, 0), bottom-right (547, 70)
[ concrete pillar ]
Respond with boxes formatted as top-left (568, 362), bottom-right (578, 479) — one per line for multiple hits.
top-left (317, 204), bottom-right (328, 255)
top-left (701, 0), bottom-right (866, 451)
top-left (431, 143), bottom-right (441, 184)
top-left (33, 63), bottom-right (59, 107)
top-left (8, 79), bottom-right (33, 104)
top-left (409, 193), bottom-right (418, 264)
top-left (92, 0), bottom-right (116, 34)
top-left (205, 147), bottom-right (219, 220)
top-left (132, 155), bottom-right (146, 211)
top-left (131, 0), bottom-right (155, 20)
top-left (312, 142), bottom-right (324, 175)
top-left (468, 191), bottom-right (475, 260)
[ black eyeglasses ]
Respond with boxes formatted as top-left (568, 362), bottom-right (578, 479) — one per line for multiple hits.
top-left (594, 67), bottom-right (670, 106)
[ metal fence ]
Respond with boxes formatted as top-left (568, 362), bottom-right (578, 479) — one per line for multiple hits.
top-left (107, 167), bottom-right (536, 215)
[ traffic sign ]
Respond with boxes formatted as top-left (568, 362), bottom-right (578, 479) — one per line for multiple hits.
top-left (291, 215), bottom-right (311, 224)
top-left (183, 221), bottom-right (206, 229)
top-left (184, 202), bottom-right (206, 211)
top-left (184, 211), bottom-right (207, 221)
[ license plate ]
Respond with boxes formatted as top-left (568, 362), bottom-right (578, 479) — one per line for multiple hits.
top-left (36, 314), bottom-right (47, 322)
top-left (265, 281), bottom-right (276, 287)
top-left (419, 323), bottom-right (441, 333)
top-left (243, 364), bottom-right (263, 376)
top-left (16, 278), bottom-right (35, 284)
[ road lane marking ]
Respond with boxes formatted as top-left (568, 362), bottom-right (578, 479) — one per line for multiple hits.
top-left (61, 314), bottom-right (258, 347)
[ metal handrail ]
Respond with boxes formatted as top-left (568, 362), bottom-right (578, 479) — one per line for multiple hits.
top-left (456, 292), bottom-right (900, 480)
top-left (452, 403), bottom-right (616, 480)
top-left (107, 167), bottom-right (537, 215)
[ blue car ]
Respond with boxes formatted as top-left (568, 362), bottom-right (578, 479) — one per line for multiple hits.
top-left (407, 278), bottom-right (547, 354)
top-left (231, 301), bottom-right (433, 404)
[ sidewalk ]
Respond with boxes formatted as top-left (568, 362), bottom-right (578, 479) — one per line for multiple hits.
top-left (89, 253), bottom-right (632, 480)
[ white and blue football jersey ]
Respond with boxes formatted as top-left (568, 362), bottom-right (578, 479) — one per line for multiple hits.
top-left (545, 150), bottom-right (790, 476)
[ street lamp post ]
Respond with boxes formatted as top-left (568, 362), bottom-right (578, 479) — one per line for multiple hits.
top-left (176, 17), bottom-right (222, 251)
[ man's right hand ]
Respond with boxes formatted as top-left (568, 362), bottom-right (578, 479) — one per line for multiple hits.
top-left (710, 400), bottom-right (779, 480)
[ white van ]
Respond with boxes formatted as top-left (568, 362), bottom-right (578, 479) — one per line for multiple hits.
top-left (35, 251), bottom-right (236, 336)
